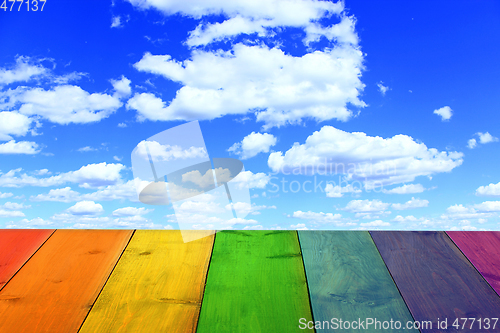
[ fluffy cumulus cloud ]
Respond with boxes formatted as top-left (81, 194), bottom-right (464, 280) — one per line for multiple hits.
top-left (433, 106), bottom-right (453, 121)
top-left (228, 132), bottom-right (277, 159)
top-left (110, 76), bottom-right (132, 98)
top-left (0, 162), bottom-right (124, 188)
top-left (343, 199), bottom-right (390, 213)
top-left (476, 181), bottom-right (500, 197)
top-left (382, 183), bottom-right (425, 194)
top-left (441, 201), bottom-right (500, 221)
top-left (232, 170), bottom-right (270, 189)
top-left (391, 197), bottom-right (429, 210)
top-left (324, 182), bottom-right (361, 198)
top-left (0, 140), bottom-right (40, 154)
top-left (0, 56), bottom-right (48, 85)
top-left (0, 57), bottom-right (123, 127)
top-left (30, 180), bottom-right (139, 203)
top-left (126, 0), bottom-right (366, 129)
top-left (66, 201), bottom-right (104, 215)
top-left (0, 111), bottom-right (33, 141)
top-left (291, 210), bottom-right (342, 224)
top-left (377, 81), bottom-right (389, 95)
top-left (359, 220), bottom-right (390, 228)
top-left (467, 138), bottom-right (477, 149)
top-left (268, 126), bottom-right (463, 187)
top-left (112, 206), bottom-right (153, 216)
top-left (468, 132), bottom-right (498, 149)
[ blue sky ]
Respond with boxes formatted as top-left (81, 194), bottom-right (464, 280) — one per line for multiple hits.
top-left (1, 0), bottom-right (500, 231)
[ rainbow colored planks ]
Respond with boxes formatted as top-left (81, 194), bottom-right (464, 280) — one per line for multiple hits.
top-left (371, 231), bottom-right (500, 333)
top-left (0, 230), bottom-right (500, 333)
top-left (299, 231), bottom-right (417, 332)
top-left (0, 229), bottom-right (54, 291)
top-left (79, 230), bottom-right (214, 333)
top-left (0, 230), bottom-right (132, 333)
top-left (447, 231), bottom-right (500, 296)
top-left (196, 230), bottom-right (314, 333)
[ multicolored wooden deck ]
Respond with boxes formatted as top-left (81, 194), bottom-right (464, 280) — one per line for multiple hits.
top-left (0, 230), bottom-right (499, 333)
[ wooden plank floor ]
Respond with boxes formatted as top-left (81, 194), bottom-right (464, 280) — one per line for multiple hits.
top-left (371, 231), bottom-right (500, 333)
top-left (196, 230), bottom-right (314, 333)
top-left (0, 230), bottom-right (132, 333)
top-left (447, 231), bottom-right (500, 296)
top-left (0, 229), bottom-right (54, 291)
top-left (78, 230), bottom-right (214, 333)
top-left (299, 231), bottom-right (417, 332)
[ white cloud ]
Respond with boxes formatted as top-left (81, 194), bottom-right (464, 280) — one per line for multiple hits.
top-left (467, 132), bottom-right (498, 149)
top-left (391, 197), bottom-right (429, 210)
top-left (127, 0), bottom-right (345, 44)
top-left (442, 203), bottom-right (494, 221)
top-left (67, 201), bottom-right (104, 215)
top-left (433, 106), bottom-right (453, 121)
top-left (476, 181), bottom-right (500, 197)
top-left (30, 180), bottom-right (139, 203)
top-left (182, 168), bottom-right (231, 189)
top-left (290, 223), bottom-right (308, 230)
top-left (111, 16), bottom-right (122, 28)
top-left (382, 183), bottom-right (425, 194)
top-left (268, 126), bottom-right (463, 187)
top-left (472, 201), bottom-right (500, 212)
top-left (467, 138), bottom-right (477, 149)
top-left (0, 208), bottom-right (25, 218)
top-left (0, 192), bottom-right (13, 198)
top-left (0, 112), bottom-right (33, 141)
top-left (477, 132), bottom-right (498, 144)
top-left (6, 217), bottom-right (53, 228)
top-left (2, 202), bottom-right (30, 210)
top-left (112, 207), bottom-right (153, 216)
top-left (10, 85), bottom-right (121, 125)
top-left (0, 56), bottom-right (47, 85)
top-left (30, 187), bottom-right (81, 203)
top-left (392, 215), bottom-right (420, 223)
top-left (77, 146), bottom-right (97, 152)
top-left (0, 140), bottom-right (40, 154)
top-left (343, 199), bottom-right (390, 213)
top-left (111, 76), bottom-right (132, 98)
top-left (0, 162), bottom-right (124, 188)
top-left (131, 42), bottom-right (364, 128)
top-left (232, 170), bottom-right (270, 189)
top-left (359, 220), bottom-right (390, 227)
top-left (118, 122), bottom-right (127, 128)
top-left (135, 140), bottom-right (208, 161)
top-left (324, 182), bottom-right (361, 198)
top-left (291, 210), bottom-right (342, 224)
top-left (377, 81), bottom-right (389, 95)
top-left (228, 132), bottom-right (277, 159)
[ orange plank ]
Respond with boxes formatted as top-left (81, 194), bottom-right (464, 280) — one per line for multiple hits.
top-left (0, 229), bottom-right (54, 291)
top-left (0, 229), bottom-right (132, 333)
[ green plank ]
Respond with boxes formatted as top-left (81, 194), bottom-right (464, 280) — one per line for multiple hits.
top-left (298, 231), bottom-right (418, 332)
top-left (196, 230), bottom-right (314, 333)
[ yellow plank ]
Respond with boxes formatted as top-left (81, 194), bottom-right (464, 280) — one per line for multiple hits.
top-left (79, 230), bottom-right (215, 333)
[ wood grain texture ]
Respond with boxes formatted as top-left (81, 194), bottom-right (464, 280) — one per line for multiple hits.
top-left (0, 229), bottom-right (54, 291)
top-left (0, 229), bottom-right (132, 333)
top-left (371, 231), bottom-right (500, 333)
top-left (298, 231), bottom-right (417, 332)
top-left (196, 230), bottom-right (314, 333)
top-left (78, 230), bottom-right (214, 333)
top-left (447, 231), bottom-right (500, 296)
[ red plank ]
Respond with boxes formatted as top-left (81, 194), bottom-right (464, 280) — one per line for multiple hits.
top-left (0, 229), bottom-right (54, 291)
top-left (447, 231), bottom-right (500, 296)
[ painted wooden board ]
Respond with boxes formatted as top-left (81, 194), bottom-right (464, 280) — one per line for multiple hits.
top-left (78, 230), bottom-right (214, 333)
top-left (0, 229), bottom-right (54, 291)
top-left (0, 229), bottom-right (132, 333)
top-left (447, 231), bottom-right (500, 296)
top-left (298, 231), bottom-right (417, 332)
top-left (196, 230), bottom-right (314, 333)
top-left (371, 231), bottom-right (500, 333)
